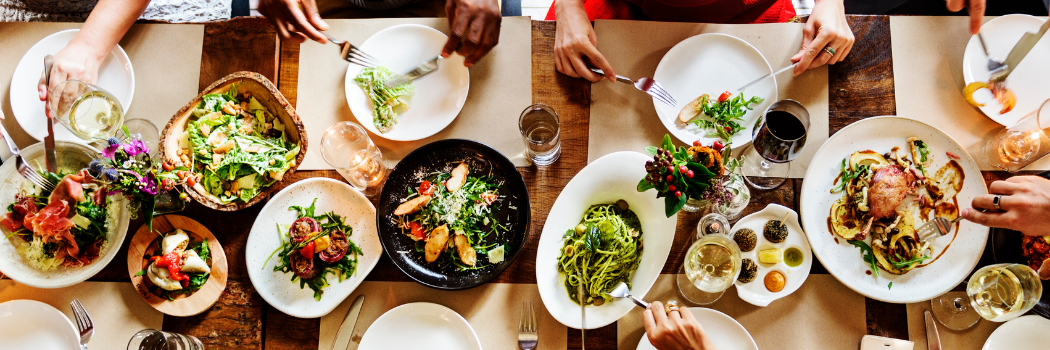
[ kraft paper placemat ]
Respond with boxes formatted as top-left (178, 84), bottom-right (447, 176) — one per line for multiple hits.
top-left (891, 16), bottom-right (1050, 171)
top-left (589, 20), bottom-right (829, 178)
top-left (618, 274), bottom-right (865, 350)
top-left (295, 17), bottom-right (532, 170)
top-left (318, 281), bottom-right (566, 350)
top-left (0, 280), bottom-right (164, 350)
top-left (906, 300), bottom-right (1000, 350)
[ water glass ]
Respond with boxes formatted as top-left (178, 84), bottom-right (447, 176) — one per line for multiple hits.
top-left (118, 118), bottom-right (161, 159)
top-left (984, 98), bottom-right (1050, 172)
top-left (677, 213), bottom-right (741, 305)
top-left (743, 100), bottom-right (810, 190)
top-left (127, 329), bottom-right (203, 350)
top-left (321, 122), bottom-right (388, 197)
top-left (48, 79), bottom-right (125, 141)
top-left (519, 103), bottom-right (561, 166)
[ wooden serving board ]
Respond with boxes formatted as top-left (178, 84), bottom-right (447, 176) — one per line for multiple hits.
top-left (127, 215), bottom-right (228, 317)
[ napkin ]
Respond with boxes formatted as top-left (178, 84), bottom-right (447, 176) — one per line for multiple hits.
top-left (905, 300), bottom-right (1000, 350)
top-left (618, 274), bottom-right (866, 350)
top-left (0, 280), bottom-right (164, 350)
top-left (589, 20), bottom-right (829, 178)
top-left (294, 17), bottom-right (532, 170)
top-left (318, 281), bottom-right (566, 350)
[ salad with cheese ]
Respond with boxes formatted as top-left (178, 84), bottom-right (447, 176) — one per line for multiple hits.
top-left (354, 66), bottom-right (415, 133)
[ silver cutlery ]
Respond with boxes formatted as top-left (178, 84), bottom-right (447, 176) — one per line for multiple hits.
top-left (589, 68), bottom-right (676, 108)
top-left (323, 32), bottom-right (382, 68)
top-left (608, 282), bottom-right (650, 309)
top-left (976, 31), bottom-right (1005, 72)
top-left (0, 119), bottom-right (55, 191)
top-left (917, 216), bottom-right (963, 243)
top-left (578, 272), bottom-right (586, 350)
top-left (736, 62), bottom-right (797, 93)
top-left (990, 19), bottom-right (1050, 83)
top-left (924, 310), bottom-right (942, 350)
top-left (333, 295), bottom-right (365, 350)
top-left (70, 299), bottom-right (94, 350)
top-left (517, 301), bottom-right (538, 350)
top-left (43, 55), bottom-right (57, 173)
top-left (385, 56), bottom-right (442, 88)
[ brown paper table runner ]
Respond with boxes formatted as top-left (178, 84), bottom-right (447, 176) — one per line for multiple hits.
top-left (0, 280), bottom-right (164, 350)
top-left (318, 281), bottom-right (566, 350)
top-left (906, 300), bottom-right (1000, 350)
top-left (589, 20), bottom-right (829, 178)
top-left (891, 16), bottom-right (1050, 171)
top-left (618, 274), bottom-right (865, 350)
top-left (0, 22), bottom-right (203, 148)
top-left (295, 17), bottom-right (532, 170)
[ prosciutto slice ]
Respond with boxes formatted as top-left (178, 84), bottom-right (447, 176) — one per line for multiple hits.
top-left (0, 196), bottom-right (38, 231)
top-left (23, 200), bottom-right (78, 258)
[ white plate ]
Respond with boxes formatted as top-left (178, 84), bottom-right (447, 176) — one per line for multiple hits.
top-left (536, 151), bottom-right (678, 329)
top-left (0, 300), bottom-right (80, 350)
top-left (731, 204), bottom-right (812, 307)
top-left (963, 15), bottom-right (1050, 127)
top-left (653, 33), bottom-right (777, 147)
top-left (0, 142), bottom-right (131, 288)
top-left (245, 178), bottom-right (382, 318)
top-left (982, 315), bottom-right (1050, 350)
top-left (358, 302), bottom-right (482, 350)
top-left (799, 116), bottom-right (987, 303)
top-left (635, 307), bottom-right (758, 350)
top-left (9, 29), bottom-right (135, 143)
top-left (344, 24), bottom-right (469, 141)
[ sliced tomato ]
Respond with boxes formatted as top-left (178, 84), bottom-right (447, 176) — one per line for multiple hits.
top-left (718, 91), bottom-right (731, 103)
top-left (479, 192), bottom-right (497, 205)
top-left (299, 241), bottom-right (315, 259)
top-left (409, 222), bottom-right (425, 240)
top-left (419, 181), bottom-right (435, 196)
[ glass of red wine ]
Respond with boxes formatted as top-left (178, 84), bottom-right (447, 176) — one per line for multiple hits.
top-left (742, 100), bottom-right (809, 190)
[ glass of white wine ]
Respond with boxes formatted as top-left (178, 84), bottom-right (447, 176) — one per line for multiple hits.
top-left (48, 80), bottom-right (124, 141)
top-left (985, 98), bottom-right (1050, 172)
top-left (676, 213), bottom-right (741, 305)
top-left (931, 263), bottom-right (1043, 330)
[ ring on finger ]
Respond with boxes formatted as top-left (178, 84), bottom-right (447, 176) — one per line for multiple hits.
top-left (664, 300), bottom-right (680, 314)
top-left (993, 195), bottom-right (1003, 210)
top-left (823, 46), bottom-right (837, 56)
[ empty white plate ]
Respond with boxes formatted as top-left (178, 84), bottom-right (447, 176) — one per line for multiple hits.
top-left (344, 24), bottom-right (470, 141)
top-left (358, 302), bottom-right (482, 350)
top-left (963, 14), bottom-right (1050, 126)
top-left (9, 29), bottom-right (135, 143)
top-left (982, 315), bottom-right (1050, 350)
top-left (636, 307), bottom-right (758, 350)
top-left (0, 300), bottom-right (80, 350)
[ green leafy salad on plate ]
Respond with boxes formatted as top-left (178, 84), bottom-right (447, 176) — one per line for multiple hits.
top-left (266, 199), bottom-right (362, 300)
top-left (354, 66), bottom-right (416, 133)
top-left (678, 91), bottom-right (765, 141)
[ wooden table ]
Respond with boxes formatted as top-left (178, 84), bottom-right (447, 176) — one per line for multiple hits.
top-left (82, 16), bottom-right (1023, 349)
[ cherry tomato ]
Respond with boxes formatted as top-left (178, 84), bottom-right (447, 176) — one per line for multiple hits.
top-left (713, 141), bottom-right (724, 152)
top-left (718, 91), bottom-right (731, 103)
top-left (668, 185), bottom-right (676, 192)
top-left (176, 170), bottom-right (187, 180)
top-left (409, 222), bottom-right (425, 240)
top-left (187, 176), bottom-right (197, 187)
top-left (300, 241), bottom-right (316, 259)
top-left (692, 140), bottom-right (701, 147)
top-left (419, 181), bottom-right (435, 196)
top-left (162, 162), bottom-right (174, 171)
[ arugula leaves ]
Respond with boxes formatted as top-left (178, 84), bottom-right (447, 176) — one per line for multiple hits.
top-left (689, 93), bottom-right (765, 141)
top-left (269, 199), bottom-right (361, 301)
top-left (848, 240), bottom-right (880, 278)
top-left (832, 159), bottom-right (868, 193)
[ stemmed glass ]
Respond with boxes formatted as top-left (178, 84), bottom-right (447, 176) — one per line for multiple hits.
top-left (742, 100), bottom-right (810, 190)
top-left (48, 79), bottom-right (125, 141)
top-left (931, 263), bottom-right (1043, 330)
top-left (128, 329), bottom-right (203, 350)
top-left (321, 121), bottom-right (389, 197)
top-left (984, 98), bottom-right (1050, 172)
top-left (677, 213), bottom-right (741, 305)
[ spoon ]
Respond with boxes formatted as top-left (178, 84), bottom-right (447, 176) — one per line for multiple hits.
top-left (609, 282), bottom-right (650, 309)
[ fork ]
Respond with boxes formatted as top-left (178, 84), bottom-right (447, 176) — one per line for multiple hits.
top-left (918, 216), bottom-right (963, 243)
top-left (322, 32), bottom-right (382, 68)
top-left (0, 120), bottom-right (55, 191)
top-left (70, 299), bottom-right (93, 350)
top-left (518, 301), bottom-right (538, 350)
top-left (589, 68), bottom-right (677, 107)
top-left (976, 32), bottom-right (1006, 74)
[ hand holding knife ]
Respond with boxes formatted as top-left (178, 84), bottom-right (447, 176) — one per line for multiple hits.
top-left (43, 55), bottom-right (56, 173)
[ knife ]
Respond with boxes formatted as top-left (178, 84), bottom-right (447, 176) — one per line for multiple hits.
top-left (384, 56), bottom-right (442, 88)
top-left (43, 55), bottom-right (56, 173)
top-left (578, 274), bottom-right (586, 350)
top-left (923, 310), bottom-right (942, 350)
top-left (991, 19), bottom-right (1050, 82)
top-left (332, 295), bottom-right (365, 350)
top-left (736, 62), bottom-right (797, 92)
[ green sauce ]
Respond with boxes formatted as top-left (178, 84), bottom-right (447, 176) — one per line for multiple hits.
top-left (784, 247), bottom-right (804, 267)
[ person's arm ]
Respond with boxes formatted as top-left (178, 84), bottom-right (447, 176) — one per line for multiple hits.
top-left (552, 0), bottom-right (615, 82)
top-left (790, 0), bottom-right (854, 76)
top-left (963, 175), bottom-right (1050, 236)
top-left (441, 0), bottom-right (502, 67)
top-left (257, 0), bottom-right (329, 44)
top-left (643, 301), bottom-right (720, 350)
top-left (38, 0), bottom-right (151, 102)
top-left (946, 0), bottom-right (986, 35)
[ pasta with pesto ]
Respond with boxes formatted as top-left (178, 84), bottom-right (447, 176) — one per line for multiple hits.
top-left (557, 200), bottom-right (644, 306)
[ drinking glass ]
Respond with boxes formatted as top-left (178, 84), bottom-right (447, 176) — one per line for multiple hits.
top-left (984, 98), bottom-right (1050, 172)
top-left (677, 213), bottom-right (741, 305)
top-left (321, 121), bottom-right (388, 197)
top-left (118, 118), bottom-right (160, 159)
top-left (127, 329), bottom-right (203, 350)
top-left (742, 100), bottom-right (810, 190)
top-left (48, 79), bottom-right (125, 141)
top-left (519, 103), bottom-right (561, 166)
top-left (931, 263), bottom-right (1043, 330)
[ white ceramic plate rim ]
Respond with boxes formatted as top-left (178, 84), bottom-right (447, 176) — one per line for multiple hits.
top-left (0, 300), bottom-right (80, 350)
top-left (245, 178), bottom-right (382, 318)
top-left (635, 307), bottom-right (758, 350)
top-left (358, 302), bottom-right (482, 350)
top-left (536, 151), bottom-right (678, 329)
top-left (343, 24), bottom-right (470, 141)
top-left (9, 29), bottom-right (135, 144)
top-left (981, 315), bottom-right (1050, 350)
top-left (962, 14), bottom-right (1050, 127)
top-left (731, 204), bottom-right (813, 307)
top-left (653, 33), bottom-right (777, 147)
top-left (799, 116), bottom-right (988, 303)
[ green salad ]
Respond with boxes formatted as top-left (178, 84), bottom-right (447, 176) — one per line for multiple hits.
top-left (678, 91), bottom-right (764, 141)
top-left (354, 66), bottom-right (415, 133)
top-left (176, 85), bottom-right (300, 204)
top-left (266, 199), bottom-right (362, 301)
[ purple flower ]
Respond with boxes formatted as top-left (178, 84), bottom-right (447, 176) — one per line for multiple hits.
top-left (138, 172), bottom-right (159, 195)
top-left (102, 143), bottom-right (121, 159)
top-left (122, 139), bottom-right (149, 157)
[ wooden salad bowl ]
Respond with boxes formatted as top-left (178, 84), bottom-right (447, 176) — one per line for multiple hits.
top-left (127, 215), bottom-right (228, 317)
top-left (160, 71), bottom-right (307, 211)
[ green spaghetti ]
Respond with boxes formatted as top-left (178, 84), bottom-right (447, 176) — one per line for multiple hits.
top-left (557, 200), bottom-right (644, 306)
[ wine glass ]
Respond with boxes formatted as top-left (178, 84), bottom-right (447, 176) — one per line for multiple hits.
top-left (320, 121), bottom-right (389, 197)
top-left (48, 79), bottom-right (125, 141)
top-left (677, 213), bottom-right (741, 305)
top-left (930, 263), bottom-right (1043, 330)
top-left (128, 329), bottom-right (203, 350)
top-left (984, 98), bottom-right (1050, 172)
top-left (742, 100), bottom-right (810, 190)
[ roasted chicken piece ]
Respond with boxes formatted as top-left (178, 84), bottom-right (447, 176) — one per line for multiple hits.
top-left (454, 233), bottom-right (477, 266)
top-left (424, 225), bottom-right (450, 263)
top-left (868, 165), bottom-right (914, 219)
top-left (446, 163), bottom-right (469, 192)
top-left (394, 195), bottom-right (431, 216)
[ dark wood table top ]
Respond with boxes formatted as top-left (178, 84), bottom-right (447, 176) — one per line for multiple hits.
top-left (80, 16), bottom-right (1023, 349)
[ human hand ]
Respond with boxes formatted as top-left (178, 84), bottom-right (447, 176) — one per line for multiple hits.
top-left (963, 175), bottom-right (1050, 236)
top-left (553, 0), bottom-right (614, 82)
top-left (441, 0), bottom-right (501, 67)
top-left (258, 0), bottom-right (329, 44)
top-left (37, 43), bottom-right (104, 104)
top-left (946, 0), bottom-right (986, 35)
top-left (643, 301), bottom-right (720, 350)
top-left (791, 0), bottom-right (854, 76)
